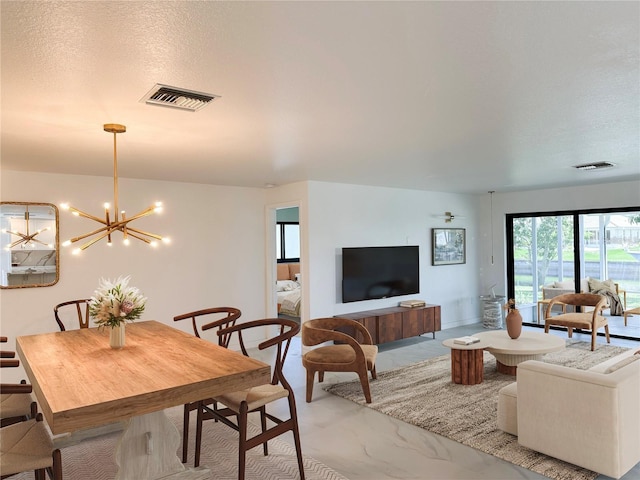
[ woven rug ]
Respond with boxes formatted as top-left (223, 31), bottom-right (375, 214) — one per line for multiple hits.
top-left (324, 341), bottom-right (629, 480)
top-left (9, 406), bottom-right (347, 480)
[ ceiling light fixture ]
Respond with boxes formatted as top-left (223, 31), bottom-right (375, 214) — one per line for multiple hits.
top-left (2, 205), bottom-right (53, 250)
top-left (61, 124), bottom-right (169, 254)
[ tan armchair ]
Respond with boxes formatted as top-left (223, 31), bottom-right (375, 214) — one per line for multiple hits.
top-left (302, 317), bottom-right (378, 403)
top-left (544, 293), bottom-right (610, 351)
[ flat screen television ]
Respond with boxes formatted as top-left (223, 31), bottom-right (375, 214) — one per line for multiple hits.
top-left (342, 246), bottom-right (419, 303)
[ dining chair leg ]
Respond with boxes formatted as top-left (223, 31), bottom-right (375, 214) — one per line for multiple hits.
top-left (288, 393), bottom-right (306, 480)
top-left (182, 403), bottom-right (190, 463)
top-left (194, 401), bottom-right (204, 468)
top-left (260, 406), bottom-right (268, 456)
top-left (371, 365), bottom-right (377, 380)
top-left (52, 448), bottom-right (63, 480)
top-left (238, 402), bottom-right (249, 480)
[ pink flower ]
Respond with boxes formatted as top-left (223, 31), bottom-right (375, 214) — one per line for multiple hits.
top-left (120, 300), bottom-right (134, 315)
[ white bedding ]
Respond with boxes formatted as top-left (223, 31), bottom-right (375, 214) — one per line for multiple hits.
top-left (277, 281), bottom-right (301, 317)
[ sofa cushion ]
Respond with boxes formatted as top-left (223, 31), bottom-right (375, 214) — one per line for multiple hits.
top-left (589, 349), bottom-right (639, 373)
top-left (603, 355), bottom-right (640, 374)
top-left (587, 277), bottom-right (616, 294)
top-left (497, 382), bottom-right (518, 436)
top-left (553, 280), bottom-right (574, 289)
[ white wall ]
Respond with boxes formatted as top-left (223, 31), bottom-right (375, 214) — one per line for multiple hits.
top-left (1, 170), bottom-right (268, 382)
top-left (3, 169), bottom-right (638, 383)
top-left (479, 180), bottom-right (640, 300)
top-left (305, 181), bottom-right (482, 329)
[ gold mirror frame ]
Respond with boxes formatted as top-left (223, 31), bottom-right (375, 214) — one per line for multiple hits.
top-left (0, 202), bottom-right (60, 289)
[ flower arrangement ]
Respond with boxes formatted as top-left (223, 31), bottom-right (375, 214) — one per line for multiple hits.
top-left (89, 275), bottom-right (146, 328)
top-left (504, 298), bottom-right (518, 313)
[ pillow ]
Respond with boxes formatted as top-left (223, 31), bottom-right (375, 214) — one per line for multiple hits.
top-left (603, 355), bottom-right (640, 374)
top-left (553, 280), bottom-right (574, 289)
top-left (588, 278), bottom-right (616, 294)
top-left (276, 280), bottom-right (298, 292)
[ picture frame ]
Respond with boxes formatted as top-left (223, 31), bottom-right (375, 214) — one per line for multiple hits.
top-left (432, 228), bottom-right (466, 266)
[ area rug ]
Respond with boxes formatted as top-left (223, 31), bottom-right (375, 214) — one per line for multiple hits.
top-left (324, 341), bottom-right (629, 480)
top-left (9, 406), bottom-right (348, 480)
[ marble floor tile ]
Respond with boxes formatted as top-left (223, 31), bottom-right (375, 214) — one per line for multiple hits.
top-left (251, 323), bottom-right (640, 480)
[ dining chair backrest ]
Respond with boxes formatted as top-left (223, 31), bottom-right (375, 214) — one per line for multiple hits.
top-left (173, 307), bottom-right (241, 346)
top-left (216, 318), bottom-right (299, 386)
top-left (54, 299), bottom-right (91, 331)
top-left (1, 336), bottom-right (39, 427)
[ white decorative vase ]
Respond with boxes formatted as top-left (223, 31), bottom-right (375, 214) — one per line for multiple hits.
top-left (109, 323), bottom-right (126, 349)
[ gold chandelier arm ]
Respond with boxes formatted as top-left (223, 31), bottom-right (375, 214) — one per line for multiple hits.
top-left (77, 230), bottom-right (113, 251)
top-left (125, 227), bottom-right (163, 242)
top-left (67, 206), bottom-right (109, 225)
top-left (6, 230), bottom-right (29, 240)
top-left (124, 230), bottom-right (153, 244)
top-left (105, 209), bottom-right (112, 244)
top-left (8, 239), bottom-right (28, 249)
top-left (118, 205), bottom-right (158, 224)
top-left (66, 224), bottom-right (114, 244)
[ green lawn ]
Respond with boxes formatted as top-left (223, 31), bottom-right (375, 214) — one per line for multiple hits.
top-left (514, 248), bottom-right (638, 262)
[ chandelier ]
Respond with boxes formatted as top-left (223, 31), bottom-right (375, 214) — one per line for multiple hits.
top-left (61, 124), bottom-right (169, 254)
top-left (3, 205), bottom-right (53, 249)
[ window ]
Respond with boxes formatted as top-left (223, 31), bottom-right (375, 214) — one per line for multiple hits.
top-left (507, 207), bottom-right (640, 340)
top-left (276, 222), bottom-right (300, 263)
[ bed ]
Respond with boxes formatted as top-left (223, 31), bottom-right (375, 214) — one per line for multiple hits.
top-left (277, 263), bottom-right (301, 318)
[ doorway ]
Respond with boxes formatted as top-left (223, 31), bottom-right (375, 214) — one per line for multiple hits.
top-left (273, 206), bottom-right (301, 323)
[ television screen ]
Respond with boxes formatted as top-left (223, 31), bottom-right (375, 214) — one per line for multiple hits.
top-left (342, 246), bottom-right (419, 303)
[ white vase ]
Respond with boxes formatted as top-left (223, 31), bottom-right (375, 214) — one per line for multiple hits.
top-left (109, 323), bottom-right (126, 349)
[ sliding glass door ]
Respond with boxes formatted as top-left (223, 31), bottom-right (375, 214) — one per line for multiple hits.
top-left (507, 207), bottom-right (640, 339)
top-left (511, 215), bottom-right (575, 314)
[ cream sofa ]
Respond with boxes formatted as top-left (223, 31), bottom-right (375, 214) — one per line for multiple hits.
top-left (542, 278), bottom-right (590, 299)
top-left (498, 349), bottom-right (640, 479)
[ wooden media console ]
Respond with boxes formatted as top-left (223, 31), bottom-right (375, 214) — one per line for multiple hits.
top-left (336, 304), bottom-right (441, 345)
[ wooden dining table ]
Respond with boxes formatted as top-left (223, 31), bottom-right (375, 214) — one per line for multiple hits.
top-left (16, 320), bottom-right (271, 479)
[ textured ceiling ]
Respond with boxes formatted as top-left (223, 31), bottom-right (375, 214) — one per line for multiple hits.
top-left (1, 1), bottom-right (639, 194)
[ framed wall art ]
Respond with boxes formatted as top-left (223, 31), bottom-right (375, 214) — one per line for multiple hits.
top-left (432, 228), bottom-right (466, 266)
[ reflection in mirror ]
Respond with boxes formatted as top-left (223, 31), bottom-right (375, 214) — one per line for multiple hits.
top-left (0, 202), bottom-right (59, 289)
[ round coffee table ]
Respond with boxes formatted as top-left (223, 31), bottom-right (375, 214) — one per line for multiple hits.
top-left (442, 338), bottom-right (490, 385)
top-left (473, 330), bottom-right (565, 375)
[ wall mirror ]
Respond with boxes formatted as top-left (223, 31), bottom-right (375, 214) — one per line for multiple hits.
top-left (0, 202), bottom-right (59, 289)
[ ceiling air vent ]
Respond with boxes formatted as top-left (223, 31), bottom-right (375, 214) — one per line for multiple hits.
top-left (573, 162), bottom-right (616, 171)
top-left (140, 84), bottom-right (220, 112)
